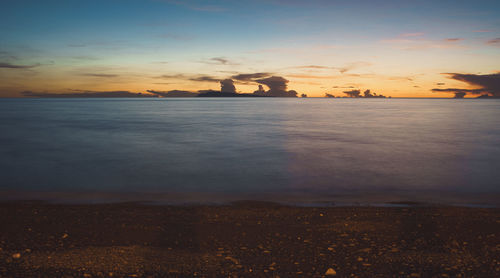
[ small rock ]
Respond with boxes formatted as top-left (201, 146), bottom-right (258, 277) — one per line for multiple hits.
top-left (62, 233), bottom-right (69, 239)
top-left (325, 268), bottom-right (337, 275)
top-left (12, 253), bottom-right (21, 259)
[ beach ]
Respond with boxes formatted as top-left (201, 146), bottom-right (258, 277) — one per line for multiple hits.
top-left (1, 202), bottom-right (498, 277)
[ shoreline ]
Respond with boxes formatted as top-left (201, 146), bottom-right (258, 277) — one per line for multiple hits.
top-left (1, 190), bottom-right (499, 208)
top-left (1, 201), bottom-right (499, 277)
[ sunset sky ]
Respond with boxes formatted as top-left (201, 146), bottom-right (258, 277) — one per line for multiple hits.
top-left (1, 0), bottom-right (499, 98)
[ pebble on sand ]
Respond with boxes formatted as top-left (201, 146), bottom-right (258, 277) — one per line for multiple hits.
top-left (325, 268), bottom-right (337, 275)
top-left (12, 253), bottom-right (21, 259)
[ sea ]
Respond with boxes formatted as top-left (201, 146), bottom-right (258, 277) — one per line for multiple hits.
top-left (1, 98), bottom-right (499, 206)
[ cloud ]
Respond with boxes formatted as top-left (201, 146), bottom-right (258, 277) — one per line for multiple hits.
top-left (21, 91), bottom-right (156, 98)
top-left (343, 90), bottom-right (361, 98)
top-left (381, 35), bottom-right (464, 50)
top-left (343, 89), bottom-right (388, 98)
top-left (82, 73), bottom-right (119, 78)
top-left (431, 88), bottom-right (484, 94)
top-left (337, 61), bottom-right (372, 74)
top-left (146, 90), bottom-right (199, 97)
top-left (255, 76), bottom-right (298, 97)
top-left (486, 38), bottom-right (500, 45)
top-left (0, 62), bottom-right (40, 69)
top-left (454, 92), bottom-right (466, 99)
top-left (189, 75), bottom-right (220, 82)
top-left (154, 74), bottom-right (220, 82)
top-left (436, 82), bottom-right (445, 85)
top-left (220, 79), bottom-right (236, 93)
top-left (445, 72), bottom-right (500, 97)
top-left (473, 30), bottom-right (491, 33)
top-left (231, 72), bottom-right (271, 81)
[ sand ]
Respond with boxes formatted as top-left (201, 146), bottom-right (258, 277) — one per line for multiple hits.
top-left (0, 201), bottom-right (499, 277)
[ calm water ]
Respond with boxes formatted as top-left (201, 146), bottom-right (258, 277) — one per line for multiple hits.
top-left (1, 98), bottom-right (499, 205)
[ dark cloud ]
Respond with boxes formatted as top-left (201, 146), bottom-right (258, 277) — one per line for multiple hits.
top-left (486, 38), bottom-right (500, 45)
top-left (343, 89), bottom-right (387, 98)
top-left (231, 72), bottom-right (271, 81)
top-left (454, 92), bottom-right (466, 98)
top-left (22, 91), bottom-right (156, 98)
top-left (146, 90), bottom-right (199, 97)
top-left (0, 62), bottom-right (40, 69)
top-left (436, 82), bottom-right (445, 85)
top-left (325, 93), bottom-right (335, 98)
top-left (220, 79), bottom-right (236, 93)
top-left (255, 76), bottom-right (297, 97)
top-left (189, 75), bottom-right (220, 82)
top-left (343, 90), bottom-right (361, 98)
top-left (445, 72), bottom-right (500, 97)
top-left (445, 38), bottom-right (462, 42)
top-left (82, 73), bottom-right (119, 78)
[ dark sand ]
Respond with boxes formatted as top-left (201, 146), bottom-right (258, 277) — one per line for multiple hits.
top-left (0, 202), bottom-right (499, 277)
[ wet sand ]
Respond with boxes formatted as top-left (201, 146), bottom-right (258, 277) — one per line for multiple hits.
top-left (0, 202), bottom-right (499, 277)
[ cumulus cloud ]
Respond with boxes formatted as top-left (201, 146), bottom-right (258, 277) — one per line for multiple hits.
top-left (0, 62), bottom-right (40, 69)
top-left (343, 90), bottom-right (361, 98)
top-left (21, 91), bottom-right (156, 98)
top-left (255, 76), bottom-right (297, 97)
top-left (220, 79), bottom-right (236, 93)
top-left (343, 89), bottom-right (387, 98)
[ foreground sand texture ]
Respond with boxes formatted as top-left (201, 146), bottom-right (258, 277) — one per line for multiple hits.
top-left (0, 202), bottom-right (499, 277)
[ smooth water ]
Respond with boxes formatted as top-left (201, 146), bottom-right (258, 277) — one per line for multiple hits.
top-left (1, 98), bottom-right (499, 204)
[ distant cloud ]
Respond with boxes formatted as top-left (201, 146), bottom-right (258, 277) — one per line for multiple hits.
top-left (454, 92), bottom-right (466, 98)
top-left (189, 75), bottom-right (220, 82)
top-left (343, 89), bottom-right (388, 98)
top-left (343, 90), bottom-right (361, 98)
top-left (255, 76), bottom-right (298, 97)
top-left (472, 30), bottom-right (491, 33)
top-left (381, 35), bottom-right (464, 50)
top-left (199, 57), bottom-right (238, 65)
top-left (431, 72), bottom-right (500, 97)
top-left (82, 73), bottom-right (119, 78)
top-left (436, 82), bottom-right (445, 85)
top-left (486, 38), bottom-right (500, 45)
top-left (0, 62), bottom-right (40, 69)
top-left (231, 72), bottom-right (271, 81)
top-left (220, 79), bottom-right (236, 93)
top-left (22, 90), bottom-right (156, 98)
top-left (447, 72), bottom-right (500, 96)
top-left (146, 90), bottom-right (198, 97)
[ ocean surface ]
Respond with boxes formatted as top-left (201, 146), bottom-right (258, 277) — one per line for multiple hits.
top-left (1, 98), bottom-right (499, 205)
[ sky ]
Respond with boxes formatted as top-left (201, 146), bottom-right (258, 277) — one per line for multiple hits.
top-left (1, 0), bottom-right (499, 98)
